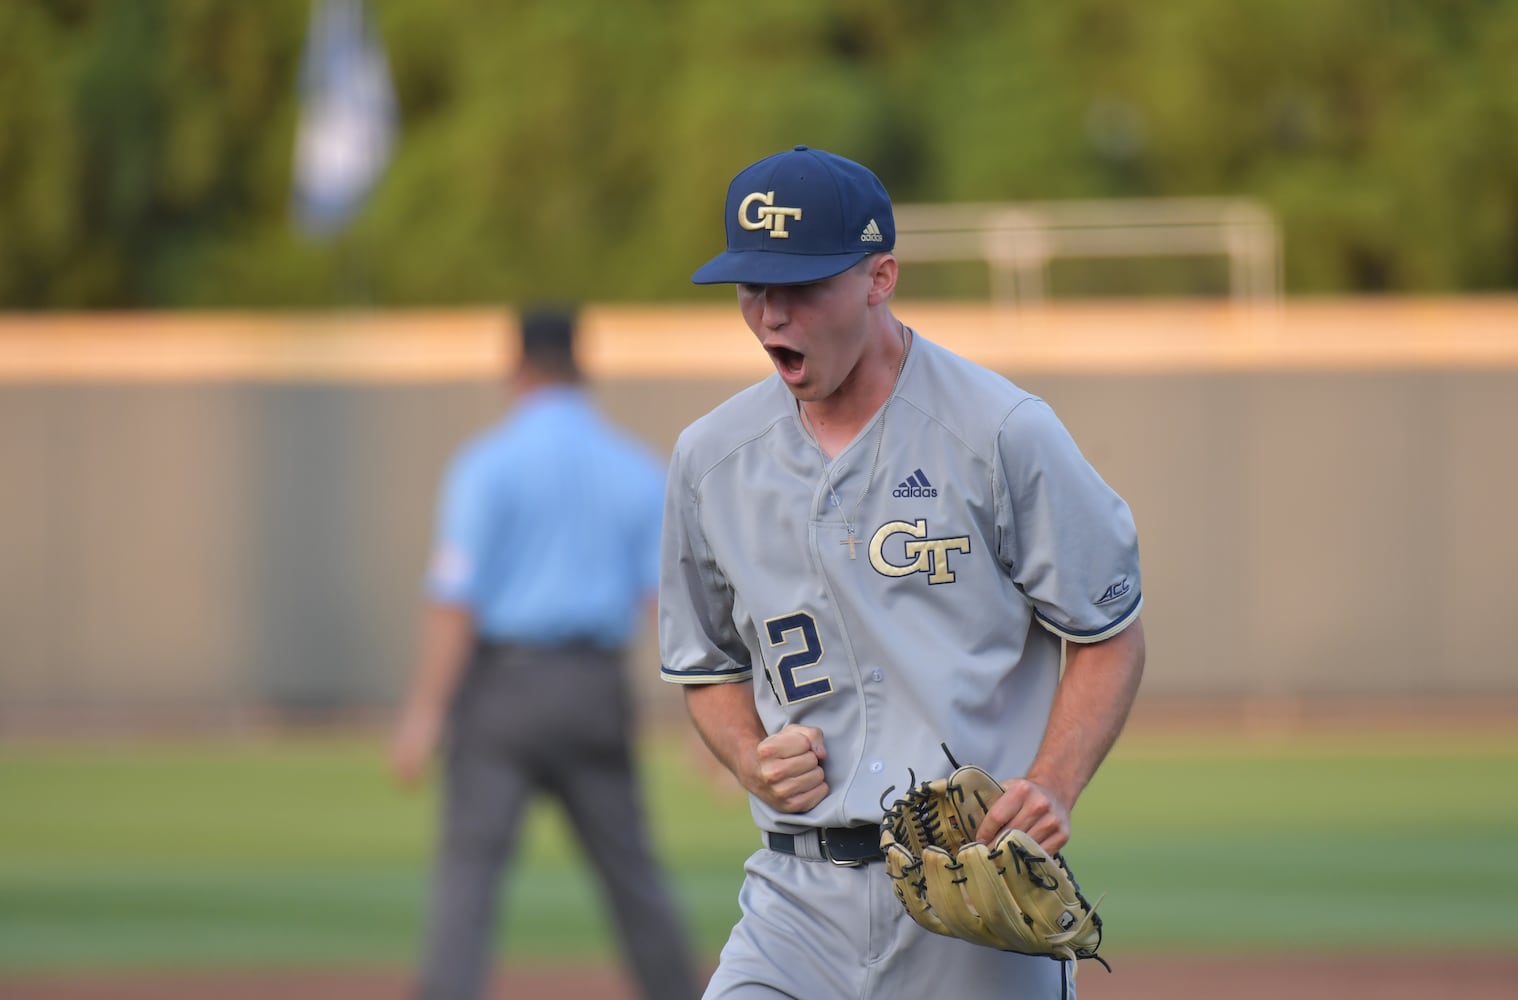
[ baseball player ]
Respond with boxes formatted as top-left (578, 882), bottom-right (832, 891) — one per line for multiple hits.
top-left (659, 146), bottom-right (1146, 998)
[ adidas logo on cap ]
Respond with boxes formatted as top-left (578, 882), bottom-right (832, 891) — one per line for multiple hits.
top-left (861, 218), bottom-right (884, 243)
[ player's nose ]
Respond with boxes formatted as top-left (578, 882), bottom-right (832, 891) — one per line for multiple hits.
top-left (758, 286), bottom-right (791, 328)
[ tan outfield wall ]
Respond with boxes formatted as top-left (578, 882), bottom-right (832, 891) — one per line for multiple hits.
top-left (2, 298), bottom-right (1516, 726)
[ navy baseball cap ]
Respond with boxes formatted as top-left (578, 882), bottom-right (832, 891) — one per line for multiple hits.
top-left (692, 145), bottom-right (896, 286)
top-left (518, 304), bottom-right (577, 359)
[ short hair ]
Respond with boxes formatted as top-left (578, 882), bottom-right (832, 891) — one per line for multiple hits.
top-left (516, 304), bottom-right (580, 380)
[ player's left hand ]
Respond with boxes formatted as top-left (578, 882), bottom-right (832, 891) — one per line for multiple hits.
top-left (973, 777), bottom-right (1071, 854)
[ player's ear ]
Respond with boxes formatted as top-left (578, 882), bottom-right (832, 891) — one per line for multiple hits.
top-left (865, 253), bottom-right (898, 305)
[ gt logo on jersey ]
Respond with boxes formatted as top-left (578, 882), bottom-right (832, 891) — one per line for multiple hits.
top-left (868, 519), bottom-right (971, 584)
top-left (738, 191), bottom-right (803, 239)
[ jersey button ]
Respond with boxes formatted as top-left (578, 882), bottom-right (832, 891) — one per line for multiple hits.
top-left (869, 761), bottom-right (884, 773)
top-left (870, 669), bottom-right (884, 682)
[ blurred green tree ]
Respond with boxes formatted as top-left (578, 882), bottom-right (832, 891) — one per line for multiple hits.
top-left (0, 0), bottom-right (1513, 307)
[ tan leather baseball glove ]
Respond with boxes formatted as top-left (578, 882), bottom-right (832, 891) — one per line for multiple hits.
top-left (879, 755), bottom-right (1109, 971)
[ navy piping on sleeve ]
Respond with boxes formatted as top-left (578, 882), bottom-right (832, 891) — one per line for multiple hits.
top-left (1034, 591), bottom-right (1143, 643)
top-left (660, 663), bottom-right (753, 684)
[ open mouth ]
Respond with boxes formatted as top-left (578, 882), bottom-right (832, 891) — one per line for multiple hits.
top-left (769, 346), bottom-right (805, 378)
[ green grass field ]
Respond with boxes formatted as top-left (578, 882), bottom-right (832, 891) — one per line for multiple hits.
top-left (2, 724), bottom-right (1515, 971)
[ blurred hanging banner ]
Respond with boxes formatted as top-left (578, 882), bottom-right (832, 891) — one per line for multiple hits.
top-left (292, 0), bottom-right (397, 237)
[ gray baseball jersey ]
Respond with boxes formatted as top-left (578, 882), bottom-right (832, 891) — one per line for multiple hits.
top-left (659, 332), bottom-right (1143, 834)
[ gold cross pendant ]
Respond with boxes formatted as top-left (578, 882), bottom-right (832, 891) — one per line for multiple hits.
top-left (841, 530), bottom-right (858, 559)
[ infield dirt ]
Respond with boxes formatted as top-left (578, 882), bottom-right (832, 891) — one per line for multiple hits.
top-left (4, 954), bottom-right (1516, 999)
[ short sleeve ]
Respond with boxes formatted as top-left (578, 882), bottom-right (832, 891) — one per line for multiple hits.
top-left (657, 436), bottom-right (752, 684)
top-left (424, 448), bottom-right (495, 607)
top-left (996, 399), bottom-right (1143, 642)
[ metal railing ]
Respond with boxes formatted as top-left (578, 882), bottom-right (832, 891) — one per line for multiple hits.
top-left (892, 198), bottom-right (1283, 306)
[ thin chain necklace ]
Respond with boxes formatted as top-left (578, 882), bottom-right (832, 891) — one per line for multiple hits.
top-left (798, 322), bottom-right (911, 559)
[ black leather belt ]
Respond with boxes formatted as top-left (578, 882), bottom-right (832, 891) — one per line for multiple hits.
top-left (767, 825), bottom-right (884, 866)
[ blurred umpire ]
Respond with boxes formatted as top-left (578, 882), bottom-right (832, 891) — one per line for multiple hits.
top-left (389, 304), bottom-right (701, 1000)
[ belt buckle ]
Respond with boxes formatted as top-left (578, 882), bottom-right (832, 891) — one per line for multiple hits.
top-left (818, 827), bottom-right (862, 867)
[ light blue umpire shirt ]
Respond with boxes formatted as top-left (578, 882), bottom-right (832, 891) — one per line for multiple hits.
top-left (425, 386), bottom-right (666, 649)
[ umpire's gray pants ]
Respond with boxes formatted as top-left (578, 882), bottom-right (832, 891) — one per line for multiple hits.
top-left (417, 642), bottom-right (701, 1000)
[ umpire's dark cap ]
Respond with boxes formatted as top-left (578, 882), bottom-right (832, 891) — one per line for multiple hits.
top-left (692, 146), bottom-right (895, 286)
top-left (517, 304), bottom-right (578, 369)
top-left (520, 304), bottom-right (575, 351)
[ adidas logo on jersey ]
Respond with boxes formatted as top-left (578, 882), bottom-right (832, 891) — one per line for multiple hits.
top-left (860, 218), bottom-right (884, 243)
top-left (893, 468), bottom-right (937, 498)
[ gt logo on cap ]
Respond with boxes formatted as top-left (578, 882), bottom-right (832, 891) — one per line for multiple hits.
top-left (738, 191), bottom-right (803, 239)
